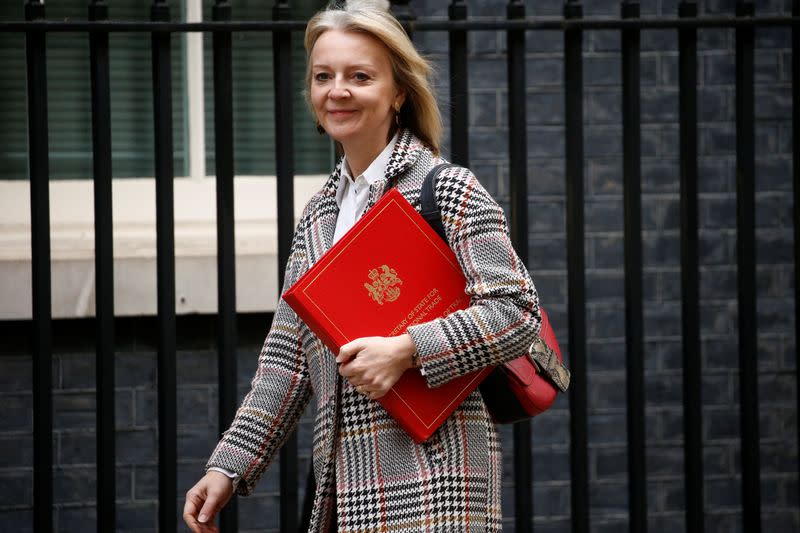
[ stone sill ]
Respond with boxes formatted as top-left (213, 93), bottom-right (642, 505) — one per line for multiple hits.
top-left (0, 175), bottom-right (327, 320)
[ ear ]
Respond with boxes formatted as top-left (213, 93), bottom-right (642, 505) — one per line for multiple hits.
top-left (394, 89), bottom-right (407, 111)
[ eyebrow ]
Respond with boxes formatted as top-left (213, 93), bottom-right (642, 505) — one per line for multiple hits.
top-left (311, 63), bottom-right (378, 70)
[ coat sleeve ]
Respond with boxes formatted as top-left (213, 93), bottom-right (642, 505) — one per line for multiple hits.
top-left (205, 202), bottom-right (315, 496)
top-left (406, 166), bottom-right (541, 388)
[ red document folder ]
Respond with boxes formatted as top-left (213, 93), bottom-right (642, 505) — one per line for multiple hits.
top-left (283, 188), bottom-right (492, 442)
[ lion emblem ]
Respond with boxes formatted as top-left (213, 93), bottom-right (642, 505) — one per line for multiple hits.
top-left (364, 265), bottom-right (402, 305)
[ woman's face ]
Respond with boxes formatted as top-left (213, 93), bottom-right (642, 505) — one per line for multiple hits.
top-left (310, 29), bottom-right (404, 154)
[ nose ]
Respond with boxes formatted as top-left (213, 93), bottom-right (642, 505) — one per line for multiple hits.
top-left (329, 77), bottom-right (350, 99)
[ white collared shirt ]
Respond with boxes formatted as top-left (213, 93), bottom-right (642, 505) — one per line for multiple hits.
top-left (332, 132), bottom-right (399, 245)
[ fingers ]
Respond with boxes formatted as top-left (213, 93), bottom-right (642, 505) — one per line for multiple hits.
top-left (370, 388), bottom-right (388, 399)
top-left (353, 380), bottom-right (389, 400)
top-left (364, 388), bottom-right (387, 400)
top-left (183, 490), bottom-right (219, 533)
top-left (338, 336), bottom-right (407, 399)
top-left (183, 473), bottom-right (233, 533)
top-left (336, 338), bottom-right (365, 364)
top-left (197, 493), bottom-right (224, 525)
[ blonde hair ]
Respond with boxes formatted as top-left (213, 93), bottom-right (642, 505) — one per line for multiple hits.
top-left (304, 0), bottom-right (442, 156)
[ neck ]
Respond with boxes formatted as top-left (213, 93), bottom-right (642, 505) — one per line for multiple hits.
top-left (343, 146), bottom-right (383, 178)
top-left (340, 125), bottom-right (395, 178)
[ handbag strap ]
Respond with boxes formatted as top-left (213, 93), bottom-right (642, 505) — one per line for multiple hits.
top-left (420, 163), bottom-right (460, 244)
top-left (420, 162), bottom-right (571, 394)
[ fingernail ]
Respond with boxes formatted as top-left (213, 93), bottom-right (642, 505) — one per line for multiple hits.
top-left (199, 514), bottom-right (208, 523)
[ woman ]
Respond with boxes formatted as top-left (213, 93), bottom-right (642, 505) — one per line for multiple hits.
top-left (184, 1), bottom-right (540, 531)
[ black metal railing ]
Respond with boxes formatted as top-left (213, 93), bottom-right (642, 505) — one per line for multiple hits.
top-left (678, 3), bottom-right (702, 532)
top-left (87, 1), bottom-right (115, 531)
top-left (211, 2), bottom-right (238, 530)
top-left (23, 3), bottom-right (52, 532)
top-left (621, 3), bottom-right (645, 531)
top-left (3, 0), bottom-right (798, 532)
top-left (562, 4), bottom-right (588, 532)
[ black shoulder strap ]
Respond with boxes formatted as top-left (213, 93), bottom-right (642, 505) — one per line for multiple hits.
top-left (420, 163), bottom-right (459, 244)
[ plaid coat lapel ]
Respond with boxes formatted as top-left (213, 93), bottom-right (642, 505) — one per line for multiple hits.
top-left (364, 129), bottom-right (424, 211)
top-left (303, 164), bottom-right (341, 267)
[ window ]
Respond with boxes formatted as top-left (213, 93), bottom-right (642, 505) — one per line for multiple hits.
top-left (0, 0), bottom-right (331, 180)
top-left (202, 0), bottom-right (332, 176)
top-left (0, 0), bottom-right (331, 320)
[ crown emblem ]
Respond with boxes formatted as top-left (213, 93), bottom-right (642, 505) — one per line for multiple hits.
top-left (364, 265), bottom-right (402, 305)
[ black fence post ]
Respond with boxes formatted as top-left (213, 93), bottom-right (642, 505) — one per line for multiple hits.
top-left (213, 1), bottom-right (240, 532)
top-left (563, 2), bottom-right (589, 533)
top-left (735, 1), bottom-right (761, 531)
top-left (390, 0), bottom-right (415, 36)
top-left (677, 2), bottom-right (704, 532)
top-left (621, 2), bottom-right (646, 532)
top-left (25, 1), bottom-right (53, 531)
top-left (793, 0), bottom-right (800, 511)
top-left (506, 0), bottom-right (531, 531)
top-left (448, 0), bottom-right (469, 166)
top-left (151, 1), bottom-right (178, 531)
top-left (273, 1), bottom-right (298, 531)
top-left (88, 1), bottom-right (116, 531)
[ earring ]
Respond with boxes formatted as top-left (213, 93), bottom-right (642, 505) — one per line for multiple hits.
top-left (394, 104), bottom-right (401, 128)
top-left (316, 122), bottom-right (325, 135)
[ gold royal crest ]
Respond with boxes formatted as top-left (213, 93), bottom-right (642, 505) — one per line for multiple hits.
top-left (364, 265), bottom-right (402, 305)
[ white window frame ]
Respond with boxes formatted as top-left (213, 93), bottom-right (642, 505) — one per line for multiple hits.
top-left (185, 0), bottom-right (206, 181)
top-left (0, 0), bottom-right (329, 320)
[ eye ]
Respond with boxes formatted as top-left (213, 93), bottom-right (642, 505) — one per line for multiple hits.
top-left (313, 72), bottom-right (331, 82)
top-left (353, 72), bottom-right (370, 82)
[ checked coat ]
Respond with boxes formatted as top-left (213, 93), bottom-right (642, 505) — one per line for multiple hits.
top-left (206, 130), bottom-right (541, 532)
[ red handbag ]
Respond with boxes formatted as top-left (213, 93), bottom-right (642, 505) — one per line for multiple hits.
top-left (477, 307), bottom-right (568, 424)
top-left (419, 164), bottom-right (570, 424)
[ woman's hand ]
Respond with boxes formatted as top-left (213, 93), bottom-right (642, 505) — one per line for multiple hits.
top-left (336, 333), bottom-right (417, 399)
top-left (183, 471), bottom-right (235, 533)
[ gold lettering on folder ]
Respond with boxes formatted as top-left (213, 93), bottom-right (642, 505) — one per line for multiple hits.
top-left (365, 265), bottom-right (402, 305)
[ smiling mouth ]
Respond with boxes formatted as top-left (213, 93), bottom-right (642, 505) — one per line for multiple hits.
top-left (328, 110), bottom-right (356, 116)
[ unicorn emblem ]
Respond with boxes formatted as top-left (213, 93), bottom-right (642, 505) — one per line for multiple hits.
top-left (364, 265), bottom-right (402, 305)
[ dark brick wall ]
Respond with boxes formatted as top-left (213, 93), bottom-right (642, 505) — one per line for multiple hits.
top-left (0, 316), bottom-right (316, 533)
top-left (0, 0), bottom-right (797, 531)
top-left (410, 0), bottom-right (798, 531)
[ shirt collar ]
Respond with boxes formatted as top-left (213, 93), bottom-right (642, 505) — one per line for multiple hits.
top-left (336, 132), bottom-right (399, 208)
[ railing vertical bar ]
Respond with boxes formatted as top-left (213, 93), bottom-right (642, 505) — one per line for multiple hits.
top-left (621, 2), bottom-right (646, 532)
top-left (88, 1), bottom-right (116, 531)
top-left (506, 0), bottom-right (531, 531)
top-left (677, 2), bottom-right (705, 532)
top-left (735, 1), bottom-right (761, 531)
top-left (25, 1), bottom-right (53, 532)
top-left (678, 2), bottom-right (704, 532)
top-left (448, 0), bottom-right (469, 166)
top-left (563, 2), bottom-right (589, 533)
top-left (793, 0), bottom-right (800, 510)
top-left (390, 0), bottom-right (415, 38)
top-left (213, 1), bottom-right (239, 532)
top-left (273, 1), bottom-right (297, 531)
top-left (507, 2), bottom-right (528, 271)
top-left (151, 1), bottom-right (178, 531)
